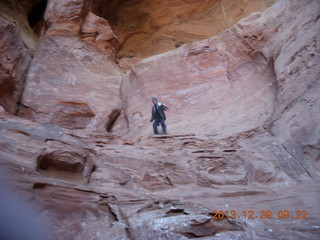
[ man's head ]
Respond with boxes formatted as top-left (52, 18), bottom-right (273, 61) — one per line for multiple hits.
top-left (152, 97), bottom-right (158, 104)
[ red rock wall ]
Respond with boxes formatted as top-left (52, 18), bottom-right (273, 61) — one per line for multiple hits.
top-left (119, 0), bottom-right (320, 173)
top-left (18, 0), bottom-right (124, 130)
top-left (261, 0), bottom-right (320, 178)
top-left (120, 32), bottom-right (278, 137)
top-left (0, 1), bottom-right (36, 114)
top-left (0, 1), bottom-right (319, 239)
top-left (0, 0), bottom-right (277, 131)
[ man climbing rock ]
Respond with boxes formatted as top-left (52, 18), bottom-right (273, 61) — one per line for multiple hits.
top-left (150, 97), bottom-right (169, 135)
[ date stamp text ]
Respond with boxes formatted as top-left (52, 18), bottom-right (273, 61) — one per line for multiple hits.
top-left (211, 210), bottom-right (308, 220)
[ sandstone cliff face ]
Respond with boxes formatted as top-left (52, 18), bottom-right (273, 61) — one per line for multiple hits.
top-left (18, 0), bottom-right (123, 131)
top-left (120, 0), bottom-right (320, 177)
top-left (0, 0), bottom-right (319, 239)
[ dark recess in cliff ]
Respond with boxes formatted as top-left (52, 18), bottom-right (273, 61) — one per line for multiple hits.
top-left (106, 109), bottom-right (121, 132)
top-left (28, 0), bottom-right (47, 36)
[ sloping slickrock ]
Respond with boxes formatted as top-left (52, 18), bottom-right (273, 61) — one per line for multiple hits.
top-left (19, 0), bottom-right (124, 131)
top-left (0, 0), bottom-right (319, 239)
top-left (0, 111), bottom-right (319, 239)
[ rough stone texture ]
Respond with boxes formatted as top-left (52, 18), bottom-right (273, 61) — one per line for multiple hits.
top-left (0, 113), bottom-right (94, 182)
top-left (0, 112), bottom-right (319, 239)
top-left (0, 0), bottom-right (319, 239)
top-left (120, 0), bottom-right (320, 173)
top-left (0, 2), bottom-right (35, 114)
top-left (81, 11), bottom-right (119, 61)
top-left (120, 38), bottom-right (278, 137)
top-left (19, 0), bottom-right (124, 131)
top-left (44, 0), bottom-right (90, 35)
top-left (93, 0), bottom-right (276, 58)
top-left (258, 0), bottom-right (320, 180)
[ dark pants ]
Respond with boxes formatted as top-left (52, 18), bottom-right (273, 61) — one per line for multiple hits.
top-left (153, 118), bottom-right (166, 134)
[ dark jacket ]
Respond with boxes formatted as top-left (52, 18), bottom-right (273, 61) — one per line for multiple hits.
top-left (150, 102), bottom-right (168, 121)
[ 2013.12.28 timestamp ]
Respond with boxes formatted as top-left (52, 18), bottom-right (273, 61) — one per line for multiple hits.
top-left (211, 210), bottom-right (308, 220)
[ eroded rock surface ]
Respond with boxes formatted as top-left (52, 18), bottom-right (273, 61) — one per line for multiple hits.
top-left (1, 112), bottom-right (319, 239)
top-left (0, 0), bottom-right (319, 239)
top-left (81, 11), bottom-right (119, 61)
top-left (93, 0), bottom-right (276, 58)
top-left (119, 0), bottom-right (320, 175)
top-left (18, 0), bottom-right (123, 131)
top-left (0, 3), bottom-right (35, 114)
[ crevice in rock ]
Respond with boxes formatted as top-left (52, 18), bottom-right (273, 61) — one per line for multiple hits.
top-left (16, 103), bottom-right (38, 117)
top-left (27, 0), bottom-right (47, 36)
top-left (106, 108), bottom-right (121, 132)
top-left (14, 79), bottom-right (30, 116)
top-left (282, 144), bottom-right (314, 179)
top-left (182, 232), bottom-right (206, 238)
top-left (91, 165), bottom-right (97, 174)
top-left (165, 208), bottom-right (189, 217)
top-left (107, 204), bottom-right (119, 222)
top-left (223, 149), bottom-right (237, 152)
top-left (260, 57), bottom-right (280, 134)
top-left (33, 182), bottom-right (47, 190)
top-left (164, 175), bottom-right (173, 186)
top-left (161, 167), bottom-right (173, 186)
top-left (109, 203), bottom-right (134, 240)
